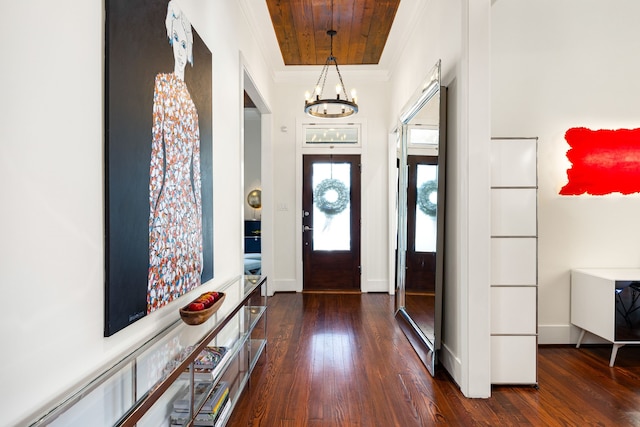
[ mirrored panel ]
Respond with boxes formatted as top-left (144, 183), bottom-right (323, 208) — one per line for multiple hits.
top-left (395, 60), bottom-right (446, 376)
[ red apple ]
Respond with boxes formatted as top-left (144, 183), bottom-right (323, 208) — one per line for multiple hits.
top-left (188, 302), bottom-right (205, 311)
top-left (198, 294), bottom-right (215, 307)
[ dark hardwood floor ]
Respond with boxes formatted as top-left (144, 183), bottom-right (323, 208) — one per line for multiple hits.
top-left (228, 293), bottom-right (640, 426)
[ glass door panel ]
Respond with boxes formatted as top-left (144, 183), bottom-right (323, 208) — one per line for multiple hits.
top-left (312, 162), bottom-right (351, 251)
top-left (414, 164), bottom-right (438, 253)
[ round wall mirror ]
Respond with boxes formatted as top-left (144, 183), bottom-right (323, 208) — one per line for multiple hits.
top-left (247, 189), bottom-right (262, 209)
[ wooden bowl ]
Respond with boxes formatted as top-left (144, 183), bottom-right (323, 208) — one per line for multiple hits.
top-left (179, 292), bottom-right (226, 325)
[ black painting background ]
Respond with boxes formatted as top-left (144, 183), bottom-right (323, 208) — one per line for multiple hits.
top-left (105, 0), bottom-right (213, 336)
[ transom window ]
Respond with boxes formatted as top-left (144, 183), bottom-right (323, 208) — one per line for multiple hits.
top-left (304, 124), bottom-right (360, 146)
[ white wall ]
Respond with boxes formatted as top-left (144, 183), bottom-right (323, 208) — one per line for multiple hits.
top-left (492, 0), bottom-right (640, 344)
top-left (0, 1), bottom-right (273, 425)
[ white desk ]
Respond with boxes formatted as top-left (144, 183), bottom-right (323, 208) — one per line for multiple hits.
top-left (571, 268), bottom-right (640, 366)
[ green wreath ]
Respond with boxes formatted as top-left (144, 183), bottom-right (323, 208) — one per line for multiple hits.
top-left (314, 178), bottom-right (349, 216)
top-left (417, 180), bottom-right (438, 217)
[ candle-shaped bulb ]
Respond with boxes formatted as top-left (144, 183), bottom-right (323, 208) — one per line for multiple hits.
top-left (305, 91), bottom-right (311, 101)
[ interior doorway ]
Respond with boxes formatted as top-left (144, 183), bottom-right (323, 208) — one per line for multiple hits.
top-left (302, 154), bottom-right (361, 291)
top-left (242, 67), bottom-right (270, 282)
top-left (243, 93), bottom-right (261, 275)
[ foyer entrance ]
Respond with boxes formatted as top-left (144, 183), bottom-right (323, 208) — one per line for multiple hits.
top-left (302, 154), bottom-right (361, 291)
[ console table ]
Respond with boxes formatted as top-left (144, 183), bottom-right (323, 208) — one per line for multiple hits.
top-left (28, 275), bottom-right (267, 426)
top-left (571, 269), bottom-right (640, 366)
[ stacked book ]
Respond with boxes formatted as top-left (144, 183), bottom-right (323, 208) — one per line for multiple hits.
top-left (170, 381), bottom-right (230, 427)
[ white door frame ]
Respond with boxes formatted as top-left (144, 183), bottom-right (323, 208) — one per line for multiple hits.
top-left (240, 55), bottom-right (273, 294)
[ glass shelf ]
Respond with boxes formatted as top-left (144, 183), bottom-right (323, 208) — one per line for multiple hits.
top-left (249, 339), bottom-right (267, 372)
top-left (29, 275), bottom-right (267, 427)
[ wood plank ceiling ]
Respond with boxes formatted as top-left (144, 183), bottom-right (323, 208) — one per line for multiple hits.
top-left (265, 0), bottom-right (401, 66)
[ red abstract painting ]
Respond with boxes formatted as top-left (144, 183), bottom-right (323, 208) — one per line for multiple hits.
top-left (560, 127), bottom-right (640, 195)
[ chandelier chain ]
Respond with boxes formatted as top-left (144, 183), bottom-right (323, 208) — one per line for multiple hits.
top-left (302, 0), bottom-right (358, 118)
top-left (333, 56), bottom-right (349, 101)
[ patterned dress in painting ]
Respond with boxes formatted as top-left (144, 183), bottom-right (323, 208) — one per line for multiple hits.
top-left (148, 72), bottom-right (203, 313)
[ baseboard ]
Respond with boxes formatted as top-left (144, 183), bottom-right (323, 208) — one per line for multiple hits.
top-left (538, 324), bottom-right (608, 345)
top-left (363, 279), bottom-right (388, 293)
top-left (269, 279), bottom-right (390, 294)
top-left (270, 279), bottom-right (300, 294)
top-left (438, 342), bottom-right (462, 388)
top-left (538, 324), bottom-right (571, 344)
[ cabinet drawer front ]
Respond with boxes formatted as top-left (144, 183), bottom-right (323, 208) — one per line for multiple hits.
top-left (491, 287), bottom-right (537, 335)
top-left (491, 238), bottom-right (536, 285)
top-left (491, 138), bottom-right (537, 187)
top-left (491, 335), bottom-right (537, 384)
top-left (491, 188), bottom-right (537, 236)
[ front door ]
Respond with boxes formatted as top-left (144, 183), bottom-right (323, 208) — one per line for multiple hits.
top-left (406, 155), bottom-right (438, 293)
top-left (302, 155), bottom-right (361, 291)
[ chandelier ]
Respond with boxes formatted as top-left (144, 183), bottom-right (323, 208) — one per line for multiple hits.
top-left (304, 10), bottom-right (358, 118)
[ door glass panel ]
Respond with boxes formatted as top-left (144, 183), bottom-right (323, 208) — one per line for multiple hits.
top-left (312, 163), bottom-right (351, 251)
top-left (415, 164), bottom-right (438, 252)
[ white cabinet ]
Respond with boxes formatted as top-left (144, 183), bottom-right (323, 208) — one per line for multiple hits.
top-left (490, 137), bottom-right (538, 385)
top-left (571, 268), bottom-right (640, 366)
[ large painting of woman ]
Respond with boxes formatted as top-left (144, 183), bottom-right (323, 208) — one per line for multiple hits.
top-left (104, 0), bottom-right (213, 336)
top-left (147, 1), bottom-right (203, 312)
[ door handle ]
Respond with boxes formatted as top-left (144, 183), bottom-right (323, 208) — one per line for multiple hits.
top-left (303, 225), bottom-right (313, 232)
